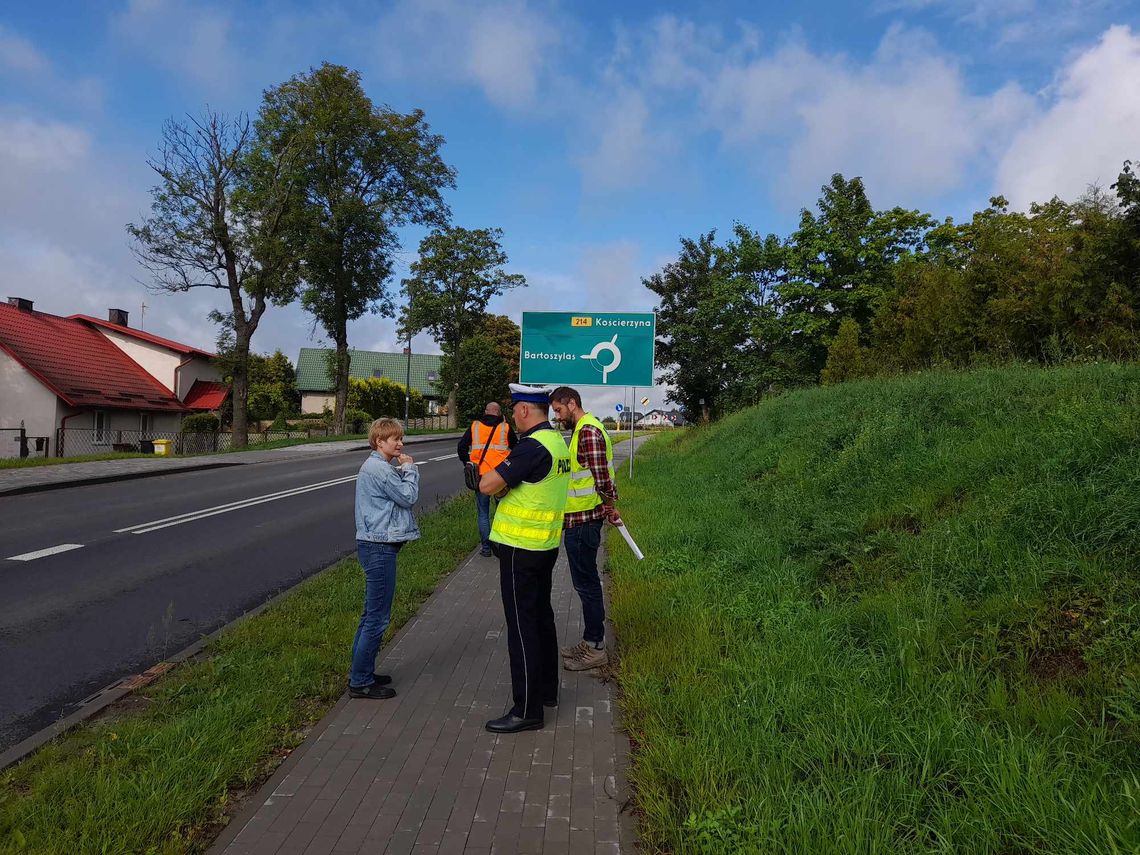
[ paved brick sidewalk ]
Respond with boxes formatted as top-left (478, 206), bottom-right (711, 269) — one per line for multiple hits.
top-left (211, 545), bottom-right (635, 855)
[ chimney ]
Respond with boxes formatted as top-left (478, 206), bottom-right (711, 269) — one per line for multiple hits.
top-left (7, 297), bottom-right (33, 312)
top-left (108, 308), bottom-right (129, 326)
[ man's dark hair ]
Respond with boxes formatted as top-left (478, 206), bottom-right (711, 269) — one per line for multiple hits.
top-left (549, 386), bottom-right (582, 408)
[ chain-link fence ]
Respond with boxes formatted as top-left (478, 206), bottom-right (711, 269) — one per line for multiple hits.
top-left (56, 427), bottom-right (343, 457)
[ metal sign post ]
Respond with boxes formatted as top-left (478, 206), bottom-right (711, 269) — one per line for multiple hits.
top-left (629, 386), bottom-right (635, 479)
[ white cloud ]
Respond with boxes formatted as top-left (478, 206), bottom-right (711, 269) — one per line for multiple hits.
top-left (113, 0), bottom-right (234, 91)
top-left (996, 25), bottom-right (1140, 208)
top-left (0, 25), bottom-right (104, 111)
top-left (582, 17), bottom-right (1043, 207)
top-left (576, 89), bottom-right (663, 191)
top-left (0, 115), bottom-right (90, 171)
top-left (0, 25), bottom-right (49, 73)
top-left (705, 24), bottom-right (1036, 205)
top-left (373, 0), bottom-right (561, 110)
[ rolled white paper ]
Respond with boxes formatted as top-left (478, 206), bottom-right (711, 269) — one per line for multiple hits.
top-left (615, 521), bottom-right (645, 560)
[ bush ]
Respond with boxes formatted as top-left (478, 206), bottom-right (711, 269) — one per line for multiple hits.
top-left (343, 408), bottom-right (373, 433)
top-left (269, 414), bottom-right (289, 431)
top-left (182, 413), bottom-right (220, 433)
top-left (347, 377), bottom-right (425, 419)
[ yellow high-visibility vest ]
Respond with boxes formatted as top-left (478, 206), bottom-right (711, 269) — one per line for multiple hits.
top-left (565, 412), bottom-right (614, 514)
top-left (490, 429), bottom-right (571, 551)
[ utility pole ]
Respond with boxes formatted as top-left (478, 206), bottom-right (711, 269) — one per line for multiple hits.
top-left (404, 330), bottom-right (412, 427)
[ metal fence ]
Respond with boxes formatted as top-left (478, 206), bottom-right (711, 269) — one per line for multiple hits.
top-left (404, 414), bottom-right (452, 432)
top-left (56, 427), bottom-right (342, 458)
top-left (0, 425), bottom-right (51, 459)
top-left (55, 417), bottom-right (454, 458)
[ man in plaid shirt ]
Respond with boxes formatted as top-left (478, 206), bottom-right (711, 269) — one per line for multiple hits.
top-left (550, 386), bottom-right (620, 671)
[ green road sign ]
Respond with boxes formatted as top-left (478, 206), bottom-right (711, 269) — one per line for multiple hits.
top-left (520, 311), bottom-right (655, 387)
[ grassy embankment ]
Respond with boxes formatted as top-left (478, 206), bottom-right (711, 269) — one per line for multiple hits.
top-left (0, 493), bottom-right (480, 853)
top-left (609, 363), bottom-right (1140, 854)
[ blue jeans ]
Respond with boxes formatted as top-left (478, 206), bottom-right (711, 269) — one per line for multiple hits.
top-left (564, 519), bottom-right (605, 644)
top-left (349, 541), bottom-right (399, 688)
top-left (476, 491), bottom-right (492, 549)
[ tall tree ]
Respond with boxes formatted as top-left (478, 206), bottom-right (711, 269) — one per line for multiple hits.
top-left (780, 174), bottom-right (933, 380)
top-left (401, 225), bottom-right (526, 410)
top-left (254, 63), bottom-right (456, 433)
top-left (644, 231), bottom-right (753, 420)
top-left (453, 335), bottom-right (512, 423)
top-left (128, 109), bottom-right (300, 447)
top-left (477, 314), bottom-right (522, 383)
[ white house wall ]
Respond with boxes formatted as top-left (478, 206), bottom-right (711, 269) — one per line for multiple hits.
top-left (176, 354), bottom-right (221, 399)
top-left (96, 329), bottom-right (182, 391)
top-left (302, 392), bottom-right (335, 414)
top-left (0, 349), bottom-right (58, 458)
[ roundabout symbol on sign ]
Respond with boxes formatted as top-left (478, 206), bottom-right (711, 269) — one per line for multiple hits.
top-left (581, 335), bottom-right (622, 384)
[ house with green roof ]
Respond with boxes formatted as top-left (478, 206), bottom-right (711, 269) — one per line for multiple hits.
top-left (295, 348), bottom-right (445, 414)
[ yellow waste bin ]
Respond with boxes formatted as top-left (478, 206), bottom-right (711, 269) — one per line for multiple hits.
top-left (152, 439), bottom-right (174, 457)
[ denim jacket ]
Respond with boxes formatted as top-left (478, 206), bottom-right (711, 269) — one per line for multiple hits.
top-left (355, 451), bottom-right (421, 543)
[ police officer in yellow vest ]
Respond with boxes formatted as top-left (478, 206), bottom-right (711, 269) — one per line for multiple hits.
top-left (549, 386), bottom-right (619, 672)
top-left (458, 402), bottom-right (517, 556)
top-left (478, 384), bottom-right (571, 733)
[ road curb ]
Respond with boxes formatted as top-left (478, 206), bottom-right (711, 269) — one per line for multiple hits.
top-left (0, 462), bottom-right (243, 498)
top-left (0, 545), bottom-right (361, 772)
top-left (0, 433), bottom-right (460, 498)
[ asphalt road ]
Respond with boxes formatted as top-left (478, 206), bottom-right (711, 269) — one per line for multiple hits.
top-left (0, 436), bottom-right (468, 752)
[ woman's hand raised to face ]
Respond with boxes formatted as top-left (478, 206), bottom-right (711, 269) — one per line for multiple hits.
top-left (396, 453), bottom-right (414, 466)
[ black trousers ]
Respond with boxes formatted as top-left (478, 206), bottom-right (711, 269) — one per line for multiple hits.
top-left (496, 543), bottom-right (559, 719)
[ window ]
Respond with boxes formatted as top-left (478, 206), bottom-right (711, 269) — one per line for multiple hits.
top-left (140, 413), bottom-right (154, 436)
top-left (94, 411), bottom-right (108, 443)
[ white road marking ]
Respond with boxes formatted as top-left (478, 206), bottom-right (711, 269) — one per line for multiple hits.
top-left (116, 475), bottom-right (359, 535)
top-left (114, 449), bottom-right (457, 536)
top-left (8, 543), bottom-right (84, 561)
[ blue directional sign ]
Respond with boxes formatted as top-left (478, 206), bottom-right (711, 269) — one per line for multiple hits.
top-left (615, 403), bottom-right (624, 413)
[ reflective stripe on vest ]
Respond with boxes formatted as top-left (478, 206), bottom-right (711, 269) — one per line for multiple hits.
top-left (490, 429), bottom-right (571, 551)
top-left (565, 412), bottom-right (614, 513)
top-left (470, 420), bottom-right (510, 475)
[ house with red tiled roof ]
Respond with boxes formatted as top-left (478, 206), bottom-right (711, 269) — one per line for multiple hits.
top-left (0, 297), bottom-right (227, 457)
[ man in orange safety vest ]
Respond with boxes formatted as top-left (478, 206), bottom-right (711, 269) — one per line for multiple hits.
top-left (457, 402), bottom-right (518, 555)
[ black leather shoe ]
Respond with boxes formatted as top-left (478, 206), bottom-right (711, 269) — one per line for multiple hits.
top-left (373, 673), bottom-right (392, 686)
top-left (485, 713), bottom-right (543, 733)
top-left (542, 697), bottom-right (558, 708)
top-left (479, 546), bottom-right (493, 557)
top-left (349, 682), bottom-right (396, 699)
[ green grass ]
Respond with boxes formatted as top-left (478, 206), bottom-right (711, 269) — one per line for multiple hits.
top-left (0, 452), bottom-right (155, 469)
top-left (607, 363), bottom-right (1140, 854)
top-left (212, 432), bottom-right (367, 453)
top-left (0, 493), bottom-right (480, 853)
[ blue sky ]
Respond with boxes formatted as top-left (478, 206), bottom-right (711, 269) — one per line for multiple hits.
top-left (3, 0), bottom-right (1139, 415)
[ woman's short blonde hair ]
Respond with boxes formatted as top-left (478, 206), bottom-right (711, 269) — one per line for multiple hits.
top-left (368, 417), bottom-right (404, 448)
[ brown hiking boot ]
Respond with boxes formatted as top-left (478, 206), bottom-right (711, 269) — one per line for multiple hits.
top-left (563, 644), bottom-right (608, 671)
top-left (560, 639), bottom-right (591, 659)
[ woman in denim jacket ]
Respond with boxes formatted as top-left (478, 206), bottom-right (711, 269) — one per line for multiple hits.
top-left (349, 418), bottom-right (421, 699)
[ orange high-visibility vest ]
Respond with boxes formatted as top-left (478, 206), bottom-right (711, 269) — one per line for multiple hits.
top-left (470, 421), bottom-right (510, 475)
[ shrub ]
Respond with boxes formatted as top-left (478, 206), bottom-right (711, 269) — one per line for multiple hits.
top-left (182, 413), bottom-right (220, 433)
top-left (343, 408), bottom-right (373, 433)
